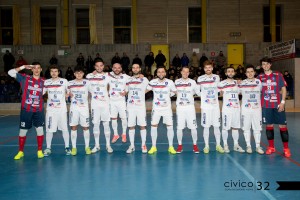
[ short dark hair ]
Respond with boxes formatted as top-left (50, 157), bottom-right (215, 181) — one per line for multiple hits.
top-left (74, 65), bottom-right (85, 73)
top-left (94, 58), bottom-right (104, 64)
top-left (225, 65), bottom-right (235, 73)
top-left (203, 60), bottom-right (213, 67)
top-left (156, 66), bottom-right (166, 73)
top-left (245, 64), bottom-right (255, 71)
top-left (32, 62), bottom-right (41, 66)
top-left (181, 66), bottom-right (190, 71)
top-left (260, 57), bottom-right (272, 64)
top-left (49, 65), bottom-right (59, 71)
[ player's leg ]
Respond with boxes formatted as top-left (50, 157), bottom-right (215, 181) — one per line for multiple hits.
top-left (14, 110), bottom-right (32, 159)
top-left (57, 112), bottom-right (71, 155)
top-left (44, 112), bottom-right (56, 156)
top-left (241, 113), bottom-right (252, 153)
top-left (186, 108), bottom-right (199, 154)
top-left (91, 108), bottom-right (101, 153)
top-left (252, 111), bottom-right (264, 154)
top-left (276, 109), bottom-right (290, 157)
top-left (110, 102), bottom-right (119, 143)
top-left (69, 109), bottom-right (79, 156)
top-left (148, 110), bottom-right (160, 154)
top-left (231, 110), bottom-right (244, 153)
top-left (212, 109), bottom-right (224, 153)
top-left (262, 108), bottom-right (276, 155)
top-left (33, 111), bottom-right (45, 158)
top-left (221, 111), bottom-right (230, 153)
top-left (136, 109), bottom-right (147, 153)
top-left (176, 108), bottom-right (185, 153)
top-left (164, 113), bottom-right (176, 155)
top-left (201, 110), bottom-right (210, 152)
top-left (118, 102), bottom-right (128, 143)
top-left (80, 108), bottom-right (91, 155)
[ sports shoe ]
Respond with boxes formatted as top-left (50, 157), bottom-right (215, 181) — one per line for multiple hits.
top-left (148, 146), bottom-right (157, 154)
top-left (91, 146), bottom-right (100, 154)
top-left (176, 145), bottom-right (183, 154)
top-left (168, 146), bottom-right (176, 155)
top-left (216, 145), bottom-right (225, 153)
top-left (43, 148), bottom-right (51, 156)
top-left (203, 146), bottom-right (210, 154)
top-left (234, 145), bottom-right (245, 153)
top-left (246, 146), bottom-right (253, 154)
top-left (71, 148), bottom-right (77, 156)
top-left (111, 135), bottom-right (120, 143)
top-left (141, 145), bottom-right (147, 153)
top-left (126, 145), bottom-right (135, 154)
top-left (106, 145), bottom-right (113, 153)
top-left (283, 148), bottom-right (291, 157)
top-left (255, 147), bottom-right (264, 155)
top-left (37, 150), bottom-right (44, 159)
top-left (65, 147), bottom-right (71, 155)
top-left (193, 145), bottom-right (200, 154)
top-left (122, 134), bottom-right (127, 143)
top-left (14, 151), bottom-right (24, 160)
top-left (224, 145), bottom-right (230, 153)
top-left (85, 147), bottom-right (91, 155)
top-left (265, 147), bottom-right (276, 155)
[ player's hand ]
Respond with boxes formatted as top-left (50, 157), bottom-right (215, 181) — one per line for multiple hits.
top-left (120, 91), bottom-right (126, 96)
top-left (23, 65), bottom-right (34, 69)
top-left (278, 103), bottom-right (285, 112)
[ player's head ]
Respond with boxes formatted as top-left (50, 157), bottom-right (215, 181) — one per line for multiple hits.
top-left (132, 63), bottom-right (141, 76)
top-left (94, 58), bottom-right (104, 73)
top-left (49, 65), bottom-right (60, 79)
top-left (31, 62), bottom-right (42, 77)
top-left (225, 66), bottom-right (235, 79)
top-left (245, 64), bottom-right (255, 79)
top-left (260, 57), bottom-right (272, 72)
top-left (181, 66), bottom-right (190, 79)
top-left (156, 67), bottom-right (167, 80)
top-left (112, 62), bottom-right (122, 75)
top-left (74, 66), bottom-right (85, 80)
top-left (203, 60), bottom-right (213, 75)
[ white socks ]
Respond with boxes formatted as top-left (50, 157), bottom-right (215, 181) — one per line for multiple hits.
top-left (151, 126), bottom-right (157, 147)
top-left (129, 129), bottom-right (135, 146)
top-left (177, 129), bottom-right (183, 145)
top-left (167, 126), bottom-right (174, 147)
top-left (222, 130), bottom-right (228, 146)
top-left (232, 129), bottom-right (239, 146)
top-left (83, 129), bottom-right (90, 148)
top-left (203, 127), bottom-right (209, 147)
top-left (46, 132), bottom-right (53, 149)
top-left (213, 126), bottom-right (221, 146)
top-left (71, 130), bottom-right (77, 148)
top-left (140, 129), bottom-right (146, 146)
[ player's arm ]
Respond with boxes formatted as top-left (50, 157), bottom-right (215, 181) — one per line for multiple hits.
top-left (278, 86), bottom-right (286, 112)
top-left (8, 65), bottom-right (32, 78)
top-left (170, 81), bottom-right (177, 96)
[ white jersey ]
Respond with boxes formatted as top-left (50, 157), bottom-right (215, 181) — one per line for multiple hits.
top-left (197, 74), bottom-right (220, 109)
top-left (147, 78), bottom-right (176, 110)
top-left (86, 72), bottom-right (110, 107)
top-left (126, 76), bottom-right (149, 108)
top-left (68, 79), bottom-right (90, 109)
top-left (218, 79), bottom-right (240, 112)
top-left (175, 78), bottom-right (198, 107)
top-left (239, 78), bottom-right (262, 113)
top-left (44, 78), bottom-right (68, 112)
top-left (108, 72), bottom-right (129, 102)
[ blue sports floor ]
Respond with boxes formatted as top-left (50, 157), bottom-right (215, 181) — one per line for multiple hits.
top-left (0, 113), bottom-right (300, 200)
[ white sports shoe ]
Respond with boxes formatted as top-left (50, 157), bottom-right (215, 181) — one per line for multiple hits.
top-left (224, 145), bottom-right (230, 153)
top-left (234, 145), bottom-right (245, 153)
top-left (126, 145), bottom-right (135, 154)
top-left (43, 148), bottom-right (51, 156)
top-left (246, 146), bottom-right (252, 154)
top-left (256, 147), bottom-right (264, 155)
top-left (91, 146), bottom-right (100, 154)
top-left (141, 145), bottom-right (147, 153)
top-left (106, 145), bottom-right (113, 153)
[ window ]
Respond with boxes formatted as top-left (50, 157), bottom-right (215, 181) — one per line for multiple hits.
top-left (114, 8), bottom-right (131, 44)
top-left (188, 7), bottom-right (202, 43)
top-left (0, 8), bottom-right (13, 45)
top-left (40, 8), bottom-right (56, 44)
top-left (263, 5), bottom-right (282, 42)
top-left (76, 8), bottom-right (90, 44)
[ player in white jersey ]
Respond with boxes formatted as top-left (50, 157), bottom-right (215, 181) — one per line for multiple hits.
top-left (68, 66), bottom-right (91, 156)
top-left (43, 65), bottom-right (71, 156)
top-left (147, 67), bottom-right (177, 154)
top-left (239, 65), bottom-right (264, 154)
top-left (197, 60), bottom-right (225, 154)
top-left (109, 63), bottom-right (129, 144)
top-left (175, 66), bottom-right (200, 154)
top-left (125, 63), bottom-right (149, 154)
top-left (86, 59), bottom-right (113, 154)
top-left (218, 66), bottom-right (245, 153)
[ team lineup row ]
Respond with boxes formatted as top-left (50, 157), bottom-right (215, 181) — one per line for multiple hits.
top-left (8, 57), bottom-right (291, 159)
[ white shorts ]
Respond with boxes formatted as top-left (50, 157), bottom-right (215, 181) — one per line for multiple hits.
top-left (241, 110), bottom-right (262, 131)
top-left (127, 107), bottom-right (147, 127)
top-left (91, 106), bottom-right (110, 124)
top-left (69, 107), bottom-right (90, 127)
top-left (222, 109), bottom-right (240, 130)
top-left (110, 101), bottom-right (127, 119)
top-left (201, 108), bottom-right (221, 128)
top-left (151, 108), bottom-right (173, 126)
top-left (46, 110), bottom-right (68, 132)
top-left (176, 106), bottom-right (197, 129)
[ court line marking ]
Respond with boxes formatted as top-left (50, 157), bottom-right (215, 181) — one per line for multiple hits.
top-left (261, 142), bottom-right (300, 167)
top-left (0, 115), bottom-right (10, 118)
top-left (226, 154), bottom-right (277, 200)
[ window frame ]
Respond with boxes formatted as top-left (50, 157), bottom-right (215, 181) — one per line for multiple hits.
top-left (113, 7), bottom-right (131, 44)
top-left (0, 7), bottom-right (13, 45)
top-left (40, 7), bottom-right (57, 45)
top-left (75, 8), bottom-right (90, 44)
top-left (188, 7), bottom-right (202, 43)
